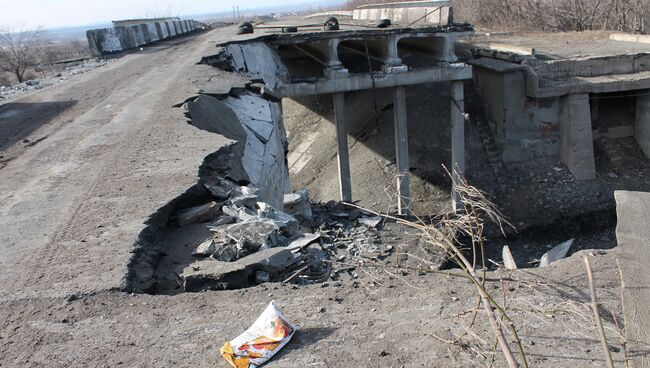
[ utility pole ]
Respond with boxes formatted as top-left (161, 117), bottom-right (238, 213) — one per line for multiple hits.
top-left (232, 6), bottom-right (236, 23)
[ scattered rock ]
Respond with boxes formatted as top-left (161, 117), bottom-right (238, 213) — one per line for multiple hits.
top-left (539, 239), bottom-right (574, 267)
top-left (222, 204), bottom-right (256, 222)
top-left (286, 233), bottom-right (321, 250)
top-left (212, 242), bottom-right (239, 262)
top-left (224, 216), bottom-right (280, 251)
top-left (358, 216), bottom-right (382, 228)
top-left (192, 238), bottom-right (216, 257)
top-left (211, 216), bottom-right (238, 226)
top-left (257, 202), bottom-right (299, 237)
top-left (25, 79), bottom-right (40, 86)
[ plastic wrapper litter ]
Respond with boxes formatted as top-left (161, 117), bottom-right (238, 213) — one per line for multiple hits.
top-left (220, 301), bottom-right (297, 368)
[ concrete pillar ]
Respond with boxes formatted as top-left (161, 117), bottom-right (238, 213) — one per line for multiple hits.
top-left (560, 93), bottom-right (596, 180)
top-left (394, 87), bottom-right (410, 215)
top-left (385, 35), bottom-right (402, 66)
top-left (384, 35), bottom-right (407, 73)
top-left (450, 81), bottom-right (465, 212)
top-left (327, 38), bottom-right (343, 69)
top-left (635, 91), bottom-right (650, 158)
top-left (333, 92), bottom-right (352, 202)
top-left (325, 38), bottom-right (348, 79)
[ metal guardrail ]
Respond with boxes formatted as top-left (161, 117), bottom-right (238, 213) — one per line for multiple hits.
top-left (356, 0), bottom-right (453, 9)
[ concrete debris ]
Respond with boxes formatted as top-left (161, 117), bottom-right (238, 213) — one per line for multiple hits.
top-left (257, 202), bottom-right (300, 237)
top-left (221, 204), bottom-right (256, 222)
top-left (283, 189), bottom-right (312, 221)
top-left (181, 247), bottom-right (301, 291)
top-left (255, 270), bottom-right (271, 283)
top-left (202, 176), bottom-right (238, 199)
top-left (502, 245), bottom-right (517, 270)
top-left (224, 216), bottom-right (281, 252)
top-left (539, 239), bottom-right (574, 267)
top-left (176, 201), bottom-right (220, 227)
top-left (229, 194), bottom-right (258, 209)
top-left (286, 233), bottom-right (321, 250)
top-left (358, 216), bottom-right (382, 228)
top-left (210, 216), bottom-right (238, 226)
top-left (193, 238), bottom-right (217, 257)
top-left (212, 242), bottom-right (240, 262)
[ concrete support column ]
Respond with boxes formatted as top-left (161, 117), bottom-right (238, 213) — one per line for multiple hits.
top-left (333, 92), bottom-right (352, 202)
top-left (384, 35), bottom-right (407, 73)
top-left (450, 81), bottom-right (465, 212)
top-left (385, 35), bottom-right (402, 66)
top-left (560, 93), bottom-right (596, 180)
top-left (635, 91), bottom-right (650, 158)
top-left (393, 86), bottom-right (410, 215)
top-left (327, 38), bottom-right (343, 69)
top-left (325, 38), bottom-right (348, 78)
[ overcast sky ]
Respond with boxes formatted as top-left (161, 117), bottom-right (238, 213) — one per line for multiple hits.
top-left (0, 0), bottom-right (330, 29)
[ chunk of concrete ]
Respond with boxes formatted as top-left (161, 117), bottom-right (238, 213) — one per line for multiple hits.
top-left (181, 247), bottom-right (300, 291)
top-left (222, 204), bottom-right (255, 221)
top-left (286, 233), bottom-right (321, 250)
top-left (210, 216), bottom-right (238, 227)
top-left (358, 216), bottom-right (382, 228)
top-left (176, 201), bottom-right (220, 227)
top-left (202, 176), bottom-right (238, 199)
top-left (185, 95), bottom-right (247, 142)
top-left (502, 245), bottom-right (517, 270)
top-left (192, 238), bottom-right (216, 257)
top-left (224, 216), bottom-right (280, 251)
top-left (212, 242), bottom-right (239, 262)
top-left (283, 189), bottom-right (312, 221)
top-left (539, 239), bottom-right (574, 267)
top-left (257, 202), bottom-right (299, 237)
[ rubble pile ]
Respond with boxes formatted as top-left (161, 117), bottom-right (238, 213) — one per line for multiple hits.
top-left (177, 176), bottom-right (331, 292)
top-left (0, 59), bottom-right (108, 100)
top-left (309, 203), bottom-right (395, 282)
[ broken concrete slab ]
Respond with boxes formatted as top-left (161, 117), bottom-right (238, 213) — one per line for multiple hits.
top-left (539, 239), bottom-right (574, 267)
top-left (176, 201), bottom-right (220, 227)
top-left (241, 118), bottom-right (274, 143)
top-left (286, 233), bottom-right (321, 250)
top-left (502, 245), bottom-right (517, 270)
top-left (185, 95), bottom-right (247, 143)
top-left (224, 216), bottom-right (280, 251)
top-left (181, 247), bottom-right (300, 291)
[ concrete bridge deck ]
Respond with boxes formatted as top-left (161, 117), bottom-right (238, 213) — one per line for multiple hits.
top-left (615, 191), bottom-right (650, 367)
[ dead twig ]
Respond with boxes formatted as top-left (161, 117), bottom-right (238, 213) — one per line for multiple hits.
top-left (583, 256), bottom-right (615, 368)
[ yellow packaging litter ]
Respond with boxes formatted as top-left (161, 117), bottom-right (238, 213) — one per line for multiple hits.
top-left (220, 301), bottom-right (297, 368)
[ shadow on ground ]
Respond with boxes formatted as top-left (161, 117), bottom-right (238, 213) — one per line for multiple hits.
top-left (0, 101), bottom-right (77, 152)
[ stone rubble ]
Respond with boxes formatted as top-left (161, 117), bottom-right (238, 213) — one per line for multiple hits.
top-left (0, 59), bottom-right (109, 100)
top-left (174, 175), bottom-right (339, 291)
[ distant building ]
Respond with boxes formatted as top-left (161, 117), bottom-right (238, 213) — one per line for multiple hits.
top-left (112, 18), bottom-right (180, 27)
